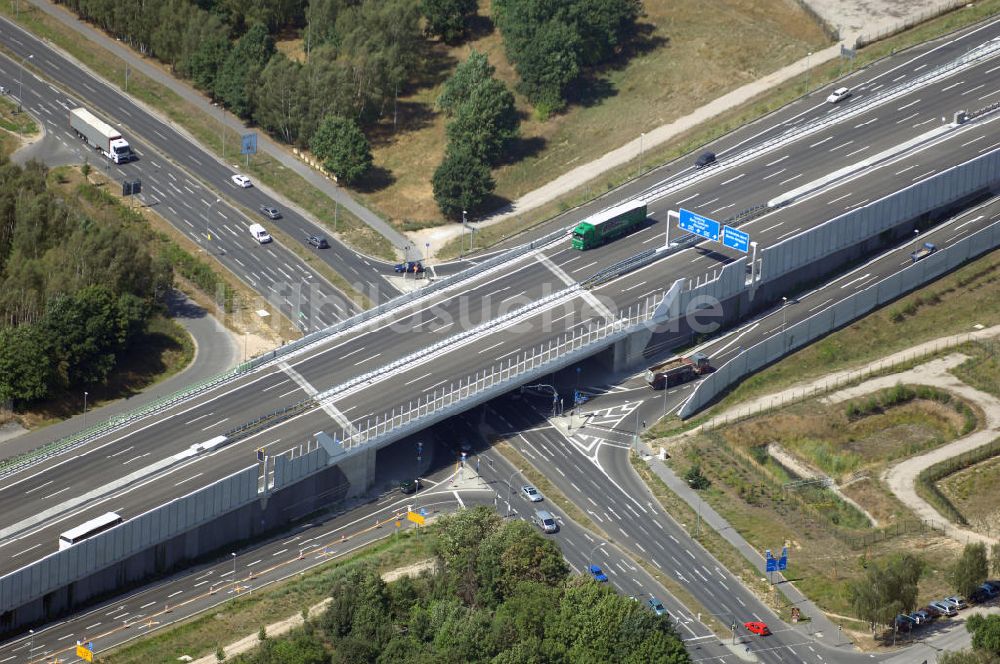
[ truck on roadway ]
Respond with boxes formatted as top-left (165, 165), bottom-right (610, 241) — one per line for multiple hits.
top-left (645, 352), bottom-right (711, 389)
top-left (910, 242), bottom-right (937, 263)
top-left (571, 201), bottom-right (647, 250)
top-left (69, 107), bottom-right (134, 164)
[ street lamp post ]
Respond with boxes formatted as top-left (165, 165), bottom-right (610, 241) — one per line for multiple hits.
top-left (461, 210), bottom-right (468, 258)
top-left (28, 629), bottom-right (34, 661)
top-left (17, 54), bottom-right (33, 113)
top-left (589, 542), bottom-right (605, 568)
top-left (83, 391), bottom-right (89, 428)
top-left (639, 132), bottom-right (645, 177)
top-left (231, 552), bottom-right (237, 594)
top-left (806, 51), bottom-right (813, 91)
top-left (506, 470), bottom-right (520, 517)
top-left (425, 242), bottom-right (430, 276)
top-left (912, 228), bottom-right (920, 253)
top-left (206, 198), bottom-right (220, 245)
top-left (781, 296), bottom-right (788, 332)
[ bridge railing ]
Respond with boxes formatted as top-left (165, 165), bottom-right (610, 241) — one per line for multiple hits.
top-left (332, 292), bottom-right (664, 451)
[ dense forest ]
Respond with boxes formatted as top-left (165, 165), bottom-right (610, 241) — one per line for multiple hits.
top-left (54, 0), bottom-right (642, 214)
top-left (231, 507), bottom-right (689, 664)
top-left (0, 158), bottom-right (172, 405)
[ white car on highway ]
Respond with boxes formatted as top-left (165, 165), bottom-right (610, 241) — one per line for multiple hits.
top-left (521, 485), bottom-right (543, 502)
top-left (231, 174), bottom-right (252, 188)
top-left (826, 86), bottom-right (851, 104)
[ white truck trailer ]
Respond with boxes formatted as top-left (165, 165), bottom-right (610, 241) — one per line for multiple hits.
top-left (69, 107), bottom-right (133, 164)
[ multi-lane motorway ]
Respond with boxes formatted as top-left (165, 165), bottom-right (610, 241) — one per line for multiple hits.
top-left (3, 25), bottom-right (999, 575)
top-left (1, 10), bottom-right (999, 662)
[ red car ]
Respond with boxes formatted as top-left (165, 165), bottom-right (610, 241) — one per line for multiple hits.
top-left (744, 621), bottom-right (770, 636)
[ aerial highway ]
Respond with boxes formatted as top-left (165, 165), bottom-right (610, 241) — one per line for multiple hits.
top-left (0, 17), bottom-right (403, 308)
top-left (494, 14), bottom-right (1000, 249)
top-left (2, 41), bottom-right (998, 576)
top-left (1, 19), bottom-right (999, 658)
top-left (2, 147), bottom-right (997, 585)
top-left (0, 430), bottom-right (739, 664)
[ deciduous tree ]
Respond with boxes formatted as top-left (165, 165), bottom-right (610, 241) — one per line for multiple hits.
top-left (949, 543), bottom-right (989, 599)
top-left (308, 116), bottom-right (372, 184)
top-left (432, 146), bottom-right (495, 220)
top-left (421, 0), bottom-right (477, 44)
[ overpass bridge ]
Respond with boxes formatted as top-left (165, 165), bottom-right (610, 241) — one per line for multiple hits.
top-left (2, 36), bottom-right (1000, 634)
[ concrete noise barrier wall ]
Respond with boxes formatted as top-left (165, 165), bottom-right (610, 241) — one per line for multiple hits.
top-left (760, 148), bottom-right (1000, 282)
top-left (679, 216), bottom-right (1000, 418)
top-left (0, 465), bottom-right (258, 616)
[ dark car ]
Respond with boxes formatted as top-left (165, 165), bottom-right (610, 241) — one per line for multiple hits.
top-left (394, 261), bottom-right (424, 274)
top-left (259, 204), bottom-right (281, 219)
top-left (694, 151), bottom-right (716, 169)
top-left (588, 565), bottom-right (608, 582)
top-left (307, 234), bottom-right (329, 249)
top-left (399, 479), bottom-right (422, 494)
top-left (647, 597), bottom-right (667, 617)
top-left (894, 615), bottom-right (914, 632)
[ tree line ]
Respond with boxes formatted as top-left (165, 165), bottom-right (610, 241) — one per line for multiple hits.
top-left (230, 506), bottom-right (689, 664)
top-left (848, 541), bottom-right (1000, 648)
top-left (0, 158), bottom-right (172, 406)
top-left (56, 0), bottom-right (643, 215)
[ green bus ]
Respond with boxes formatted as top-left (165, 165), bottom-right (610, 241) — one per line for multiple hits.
top-left (571, 201), bottom-right (648, 250)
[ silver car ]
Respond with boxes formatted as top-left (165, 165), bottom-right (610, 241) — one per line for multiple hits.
top-left (533, 510), bottom-right (558, 533)
top-left (929, 601), bottom-right (957, 617)
top-left (521, 485), bottom-right (543, 502)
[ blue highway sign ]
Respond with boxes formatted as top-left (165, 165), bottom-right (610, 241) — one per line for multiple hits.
top-left (678, 208), bottom-right (720, 242)
top-left (722, 225), bottom-right (750, 253)
top-left (765, 549), bottom-right (777, 573)
top-left (241, 133), bottom-right (258, 155)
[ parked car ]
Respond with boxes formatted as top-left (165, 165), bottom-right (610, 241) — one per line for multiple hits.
top-left (647, 597), bottom-right (668, 617)
top-left (394, 261), bottom-right (425, 274)
top-left (259, 204), bottom-right (281, 219)
top-left (307, 234), bottom-right (329, 249)
top-left (744, 621), bottom-right (770, 636)
top-left (399, 479), bottom-right (422, 494)
top-left (928, 601), bottom-right (957, 617)
top-left (588, 565), bottom-right (608, 582)
top-left (694, 151), bottom-right (716, 169)
top-left (894, 615), bottom-right (913, 632)
top-left (521, 485), bottom-right (543, 502)
top-left (910, 610), bottom-right (932, 626)
top-left (970, 587), bottom-right (992, 604)
top-left (984, 581), bottom-right (1000, 594)
top-left (943, 596), bottom-right (968, 610)
top-left (826, 86), bottom-right (851, 104)
top-left (920, 605), bottom-right (942, 619)
top-left (231, 174), bottom-right (252, 188)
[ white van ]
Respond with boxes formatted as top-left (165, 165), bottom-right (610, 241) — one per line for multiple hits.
top-left (248, 223), bottom-right (272, 244)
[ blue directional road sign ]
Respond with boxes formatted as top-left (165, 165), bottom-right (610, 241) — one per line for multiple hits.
top-left (778, 546), bottom-right (788, 571)
top-left (678, 208), bottom-right (720, 242)
top-left (765, 549), bottom-right (777, 573)
top-left (722, 225), bottom-right (750, 253)
top-left (241, 132), bottom-right (258, 155)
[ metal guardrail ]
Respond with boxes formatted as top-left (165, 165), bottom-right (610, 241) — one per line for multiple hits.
top-left (0, 361), bottom-right (256, 481)
top-left (312, 284), bottom-right (582, 404)
top-left (634, 38), bottom-right (1000, 207)
top-left (0, 222), bottom-right (571, 481)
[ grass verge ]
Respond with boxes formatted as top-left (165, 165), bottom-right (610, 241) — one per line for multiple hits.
top-left (917, 437), bottom-right (1000, 528)
top-left (664, 419), bottom-right (959, 624)
top-left (438, 0), bottom-right (1000, 258)
top-left (950, 340), bottom-right (1000, 398)
top-left (629, 455), bottom-right (782, 616)
top-left (102, 528), bottom-right (436, 664)
top-left (493, 437), bottom-right (728, 638)
top-left (707, 248), bottom-right (1000, 414)
top-left (0, 3), bottom-right (394, 264)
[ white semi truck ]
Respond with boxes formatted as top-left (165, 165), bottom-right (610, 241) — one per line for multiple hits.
top-left (69, 107), bottom-right (134, 164)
